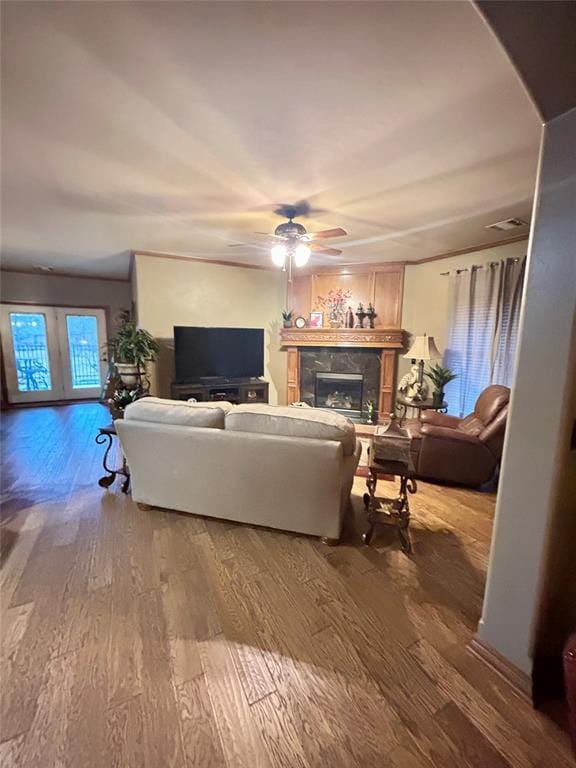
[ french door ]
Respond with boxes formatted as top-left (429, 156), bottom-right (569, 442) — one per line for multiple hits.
top-left (0, 304), bottom-right (108, 404)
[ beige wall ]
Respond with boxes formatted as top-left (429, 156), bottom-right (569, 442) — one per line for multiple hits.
top-left (0, 270), bottom-right (132, 332)
top-left (399, 240), bottom-right (528, 380)
top-left (133, 254), bottom-right (287, 404)
top-left (478, 107), bottom-right (576, 675)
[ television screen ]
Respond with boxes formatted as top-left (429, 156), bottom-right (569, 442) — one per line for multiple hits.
top-left (174, 326), bottom-right (264, 381)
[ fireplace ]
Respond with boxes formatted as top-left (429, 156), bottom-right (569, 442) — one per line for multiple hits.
top-left (280, 327), bottom-right (405, 421)
top-left (298, 347), bottom-right (381, 422)
top-left (315, 372), bottom-right (363, 418)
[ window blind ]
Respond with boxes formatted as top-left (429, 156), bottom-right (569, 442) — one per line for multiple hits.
top-left (443, 258), bottom-right (525, 417)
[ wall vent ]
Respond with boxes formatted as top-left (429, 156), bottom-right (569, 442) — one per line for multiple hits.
top-left (485, 218), bottom-right (527, 232)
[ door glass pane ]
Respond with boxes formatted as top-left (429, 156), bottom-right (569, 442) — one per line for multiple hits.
top-left (9, 313), bottom-right (52, 391)
top-left (66, 315), bottom-right (101, 388)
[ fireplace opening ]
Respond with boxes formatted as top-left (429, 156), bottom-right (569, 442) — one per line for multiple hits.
top-left (315, 372), bottom-right (363, 418)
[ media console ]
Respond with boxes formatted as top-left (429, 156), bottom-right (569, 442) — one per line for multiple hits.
top-left (171, 377), bottom-right (269, 405)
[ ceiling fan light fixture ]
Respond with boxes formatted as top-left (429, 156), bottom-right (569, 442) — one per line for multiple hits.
top-left (294, 243), bottom-right (311, 267)
top-left (271, 243), bottom-right (287, 267)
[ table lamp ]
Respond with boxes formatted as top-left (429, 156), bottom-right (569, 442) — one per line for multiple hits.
top-left (403, 334), bottom-right (442, 391)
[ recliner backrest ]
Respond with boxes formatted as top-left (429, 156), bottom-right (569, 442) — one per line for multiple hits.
top-left (474, 385), bottom-right (510, 427)
top-left (479, 403), bottom-right (509, 455)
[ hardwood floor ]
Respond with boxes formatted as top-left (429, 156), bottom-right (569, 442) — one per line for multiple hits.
top-left (0, 403), bottom-right (572, 767)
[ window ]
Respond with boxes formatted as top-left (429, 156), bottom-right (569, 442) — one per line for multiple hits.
top-left (444, 258), bottom-right (525, 416)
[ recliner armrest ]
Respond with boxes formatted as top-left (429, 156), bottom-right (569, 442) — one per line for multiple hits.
top-left (420, 411), bottom-right (461, 428)
top-left (420, 424), bottom-right (480, 443)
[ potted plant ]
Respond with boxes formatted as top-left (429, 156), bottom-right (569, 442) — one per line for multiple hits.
top-left (108, 387), bottom-right (141, 420)
top-left (425, 363), bottom-right (458, 407)
top-left (282, 309), bottom-right (294, 328)
top-left (105, 310), bottom-right (160, 389)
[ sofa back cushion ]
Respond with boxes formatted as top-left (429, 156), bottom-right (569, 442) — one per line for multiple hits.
top-left (225, 404), bottom-right (356, 455)
top-left (124, 397), bottom-right (233, 429)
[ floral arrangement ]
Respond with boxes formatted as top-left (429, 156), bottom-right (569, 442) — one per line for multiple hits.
top-left (316, 288), bottom-right (352, 326)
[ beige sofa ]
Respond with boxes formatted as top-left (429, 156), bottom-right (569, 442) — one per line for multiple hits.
top-left (116, 398), bottom-right (361, 543)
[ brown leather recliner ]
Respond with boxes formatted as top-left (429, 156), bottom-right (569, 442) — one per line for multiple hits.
top-left (408, 384), bottom-right (510, 487)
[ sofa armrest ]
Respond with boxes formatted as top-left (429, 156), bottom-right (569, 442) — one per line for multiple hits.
top-left (420, 411), bottom-right (461, 429)
top-left (420, 424), bottom-right (480, 444)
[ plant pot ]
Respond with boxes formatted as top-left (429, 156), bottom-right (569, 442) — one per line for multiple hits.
top-left (432, 390), bottom-right (444, 407)
top-left (110, 405), bottom-right (124, 421)
top-left (115, 363), bottom-right (140, 390)
top-left (283, 321), bottom-right (293, 329)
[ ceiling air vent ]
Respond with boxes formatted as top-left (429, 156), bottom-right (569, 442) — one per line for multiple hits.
top-left (485, 218), bottom-right (527, 232)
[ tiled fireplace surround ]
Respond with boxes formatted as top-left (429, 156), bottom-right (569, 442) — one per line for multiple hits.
top-left (299, 348), bottom-right (381, 421)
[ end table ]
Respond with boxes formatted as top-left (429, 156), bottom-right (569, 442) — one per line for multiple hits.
top-left (396, 396), bottom-right (448, 426)
top-left (362, 435), bottom-right (417, 553)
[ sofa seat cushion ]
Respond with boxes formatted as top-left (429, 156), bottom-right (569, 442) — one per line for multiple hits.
top-left (124, 397), bottom-right (233, 428)
top-left (225, 404), bottom-right (356, 456)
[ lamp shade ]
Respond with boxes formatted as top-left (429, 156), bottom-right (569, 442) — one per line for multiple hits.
top-left (403, 334), bottom-right (441, 360)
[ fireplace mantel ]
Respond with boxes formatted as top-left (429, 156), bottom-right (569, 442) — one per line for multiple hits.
top-left (280, 327), bottom-right (404, 349)
top-left (280, 327), bottom-right (406, 420)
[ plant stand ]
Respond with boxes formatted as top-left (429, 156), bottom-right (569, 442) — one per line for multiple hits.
top-left (96, 423), bottom-right (130, 493)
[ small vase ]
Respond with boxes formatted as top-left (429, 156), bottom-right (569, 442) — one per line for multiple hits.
top-left (432, 390), bottom-right (444, 407)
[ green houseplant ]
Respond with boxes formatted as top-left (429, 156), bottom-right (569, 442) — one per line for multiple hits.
top-left (425, 363), bottom-right (458, 407)
top-left (105, 310), bottom-right (160, 389)
top-left (282, 309), bottom-right (294, 328)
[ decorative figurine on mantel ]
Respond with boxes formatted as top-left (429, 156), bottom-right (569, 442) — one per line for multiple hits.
top-left (366, 303), bottom-right (377, 329)
top-left (355, 303), bottom-right (367, 328)
top-left (346, 305), bottom-right (354, 328)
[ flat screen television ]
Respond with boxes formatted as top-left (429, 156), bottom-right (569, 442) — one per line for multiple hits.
top-left (174, 326), bottom-right (264, 382)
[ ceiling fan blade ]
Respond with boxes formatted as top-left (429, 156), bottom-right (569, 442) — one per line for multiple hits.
top-left (309, 227), bottom-right (347, 240)
top-left (310, 243), bottom-right (342, 256)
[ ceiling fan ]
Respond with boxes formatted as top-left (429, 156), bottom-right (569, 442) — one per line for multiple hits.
top-left (229, 201), bottom-right (347, 279)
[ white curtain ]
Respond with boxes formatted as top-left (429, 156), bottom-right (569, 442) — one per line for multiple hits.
top-left (444, 257), bottom-right (526, 416)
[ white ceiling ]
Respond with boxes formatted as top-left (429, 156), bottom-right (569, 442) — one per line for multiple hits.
top-left (1, 1), bottom-right (541, 279)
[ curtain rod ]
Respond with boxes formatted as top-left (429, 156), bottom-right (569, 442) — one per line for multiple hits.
top-left (440, 256), bottom-right (522, 276)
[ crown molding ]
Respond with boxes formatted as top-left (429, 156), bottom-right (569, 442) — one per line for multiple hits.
top-left (133, 250), bottom-right (275, 271)
top-left (0, 266), bottom-right (130, 283)
top-left (408, 234), bottom-right (529, 265)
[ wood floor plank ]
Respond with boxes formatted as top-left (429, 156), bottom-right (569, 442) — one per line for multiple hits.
top-left (176, 676), bottom-right (228, 768)
top-left (410, 638), bottom-right (573, 768)
top-left (200, 636), bottom-right (274, 768)
top-left (0, 734), bottom-right (25, 768)
top-left (14, 652), bottom-right (76, 768)
top-left (160, 567), bottom-right (220, 686)
top-left (107, 694), bottom-right (145, 768)
top-left (136, 588), bottom-right (186, 767)
top-left (195, 531), bottom-right (277, 705)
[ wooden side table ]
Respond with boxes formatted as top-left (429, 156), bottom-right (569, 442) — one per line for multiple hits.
top-left (396, 396), bottom-right (448, 425)
top-left (96, 423), bottom-right (130, 493)
top-left (362, 437), bottom-right (417, 553)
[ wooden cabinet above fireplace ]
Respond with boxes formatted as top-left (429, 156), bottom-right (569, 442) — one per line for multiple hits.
top-left (287, 262), bottom-right (404, 329)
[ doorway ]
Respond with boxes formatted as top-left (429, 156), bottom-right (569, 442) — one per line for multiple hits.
top-left (0, 304), bottom-right (107, 404)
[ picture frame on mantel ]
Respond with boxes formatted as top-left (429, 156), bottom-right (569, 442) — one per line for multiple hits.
top-left (309, 312), bottom-right (323, 328)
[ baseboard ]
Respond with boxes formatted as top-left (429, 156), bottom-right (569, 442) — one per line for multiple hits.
top-left (468, 637), bottom-right (532, 702)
